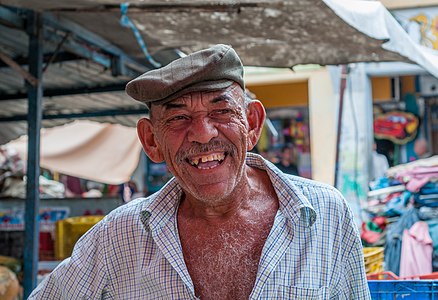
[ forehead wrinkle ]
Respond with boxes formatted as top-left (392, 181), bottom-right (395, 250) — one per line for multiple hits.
top-left (161, 84), bottom-right (244, 112)
top-left (162, 93), bottom-right (193, 111)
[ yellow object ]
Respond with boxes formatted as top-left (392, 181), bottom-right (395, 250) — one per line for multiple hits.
top-left (363, 247), bottom-right (384, 275)
top-left (247, 81), bottom-right (308, 108)
top-left (0, 266), bottom-right (20, 300)
top-left (371, 77), bottom-right (392, 102)
top-left (55, 215), bottom-right (104, 260)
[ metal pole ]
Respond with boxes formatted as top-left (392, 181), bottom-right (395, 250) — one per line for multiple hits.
top-left (334, 65), bottom-right (348, 188)
top-left (23, 10), bottom-right (43, 299)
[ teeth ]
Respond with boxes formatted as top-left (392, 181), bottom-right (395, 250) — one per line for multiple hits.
top-left (190, 153), bottom-right (225, 166)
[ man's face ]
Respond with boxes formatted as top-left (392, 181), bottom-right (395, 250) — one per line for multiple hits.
top-left (148, 84), bottom-right (252, 204)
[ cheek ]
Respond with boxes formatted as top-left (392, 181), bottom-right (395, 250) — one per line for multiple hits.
top-left (217, 121), bottom-right (249, 149)
top-left (155, 131), bottom-right (184, 160)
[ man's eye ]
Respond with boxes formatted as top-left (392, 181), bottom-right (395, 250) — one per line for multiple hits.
top-left (212, 109), bottom-right (232, 115)
top-left (168, 115), bottom-right (189, 122)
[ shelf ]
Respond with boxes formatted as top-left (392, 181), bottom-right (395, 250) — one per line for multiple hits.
top-left (0, 197), bottom-right (124, 217)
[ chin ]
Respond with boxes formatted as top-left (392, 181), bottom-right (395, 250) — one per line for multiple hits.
top-left (187, 184), bottom-right (234, 204)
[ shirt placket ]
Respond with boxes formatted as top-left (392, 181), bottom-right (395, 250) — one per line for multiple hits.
top-left (151, 214), bottom-right (198, 299)
top-left (249, 210), bottom-right (294, 299)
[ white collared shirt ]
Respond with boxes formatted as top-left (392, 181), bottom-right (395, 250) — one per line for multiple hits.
top-left (30, 153), bottom-right (370, 299)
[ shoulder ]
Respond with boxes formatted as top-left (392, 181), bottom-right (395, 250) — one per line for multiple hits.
top-left (290, 176), bottom-right (345, 203)
top-left (107, 196), bottom-right (151, 218)
top-left (99, 196), bottom-right (154, 229)
top-left (285, 175), bottom-right (352, 219)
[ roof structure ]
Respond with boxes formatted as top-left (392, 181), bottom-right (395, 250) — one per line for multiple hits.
top-left (2, 0), bottom-right (437, 145)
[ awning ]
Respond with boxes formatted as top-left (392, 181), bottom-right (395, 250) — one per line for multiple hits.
top-left (323, 0), bottom-right (438, 77)
top-left (5, 120), bottom-right (142, 185)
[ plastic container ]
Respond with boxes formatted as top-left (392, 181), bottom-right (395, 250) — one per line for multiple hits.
top-left (403, 273), bottom-right (438, 280)
top-left (55, 215), bottom-right (104, 260)
top-left (367, 271), bottom-right (438, 280)
top-left (368, 280), bottom-right (438, 299)
top-left (367, 271), bottom-right (399, 280)
top-left (363, 247), bottom-right (384, 274)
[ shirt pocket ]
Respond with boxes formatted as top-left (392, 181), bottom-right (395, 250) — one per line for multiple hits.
top-left (277, 285), bottom-right (329, 300)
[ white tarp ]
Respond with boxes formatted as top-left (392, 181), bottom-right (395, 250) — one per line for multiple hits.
top-left (5, 120), bottom-right (142, 185)
top-left (324, 0), bottom-right (438, 78)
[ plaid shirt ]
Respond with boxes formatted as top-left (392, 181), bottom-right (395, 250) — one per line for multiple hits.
top-left (30, 153), bottom-right (370, 299)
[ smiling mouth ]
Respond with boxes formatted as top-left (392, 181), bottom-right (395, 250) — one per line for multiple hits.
top-left (187, 153), bottom-right (227, 169)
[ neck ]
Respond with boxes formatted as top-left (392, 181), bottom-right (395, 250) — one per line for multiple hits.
top-left (180, 194), bottom-right (249, 222)
top-left (178, 166), bottom-right (263, 222)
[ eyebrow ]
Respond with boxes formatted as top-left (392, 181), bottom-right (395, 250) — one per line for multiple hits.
top-left (163, 93), bottom-right (231, 110)
top-left (211, 94), bottom-right (231, 104)
top-left (163, 102), bottom-right (186, 110)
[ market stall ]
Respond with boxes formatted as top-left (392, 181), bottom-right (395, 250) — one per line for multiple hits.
top-left (1, 0), bottom-right (438, 297)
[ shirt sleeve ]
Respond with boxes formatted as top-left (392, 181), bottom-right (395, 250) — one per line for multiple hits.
top-left (28, 219), bottom-right (110, 299)
top-left (344, 241), bottom-right (371, 299)
top-left (341, 206), bottom-right (371, 300)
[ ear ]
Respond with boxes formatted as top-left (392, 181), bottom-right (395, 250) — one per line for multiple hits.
top-left (137, 118), bottom-right (165, 163)
top-left (246, 100), bottom-right (266, 151)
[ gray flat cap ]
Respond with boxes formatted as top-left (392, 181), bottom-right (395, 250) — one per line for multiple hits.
top-left (125, 44), bottom-right (244, 106)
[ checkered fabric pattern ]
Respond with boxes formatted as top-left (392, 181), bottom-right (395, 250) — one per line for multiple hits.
top-left (29, 153), bottom-right (370, 299)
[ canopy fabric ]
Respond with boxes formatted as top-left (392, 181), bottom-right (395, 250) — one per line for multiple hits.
top-left (324, 0), bottom-right (438, 77)
top-left (5, 120), bottom-right (143, 185)
top-left (2, 0), bottom-right (437, 74)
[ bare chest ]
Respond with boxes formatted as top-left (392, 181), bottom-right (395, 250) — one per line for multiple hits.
top-left (178, 218), bottom-right (274, 300)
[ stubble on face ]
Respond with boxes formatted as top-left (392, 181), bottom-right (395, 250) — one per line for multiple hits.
top-left (150, 85), bottom-right (252, 206)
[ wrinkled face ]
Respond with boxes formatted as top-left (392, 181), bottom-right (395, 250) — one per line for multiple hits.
top-left (146, 84), bottom-right (253, 204)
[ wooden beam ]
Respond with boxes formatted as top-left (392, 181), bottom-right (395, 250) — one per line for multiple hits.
top-left (0, 49), bottom-right (38, 86)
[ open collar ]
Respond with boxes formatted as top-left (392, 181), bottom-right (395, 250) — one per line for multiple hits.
top-left (140, 152), bottom-right (317, 231)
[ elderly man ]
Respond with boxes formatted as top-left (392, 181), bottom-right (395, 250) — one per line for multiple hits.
top-left (30, 44), bottom-right (370, 299)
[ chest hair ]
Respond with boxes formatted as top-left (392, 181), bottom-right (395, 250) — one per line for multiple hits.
top-left (178, 215), bottom-right (274, 300)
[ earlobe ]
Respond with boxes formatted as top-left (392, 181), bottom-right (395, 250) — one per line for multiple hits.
top-left (246, 100), bottom-right (266, 151)
top-left (137, 118), bottom-right (165, 163)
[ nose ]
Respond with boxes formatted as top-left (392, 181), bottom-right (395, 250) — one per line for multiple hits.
top-left (187, 115), bottom-right (218, 144)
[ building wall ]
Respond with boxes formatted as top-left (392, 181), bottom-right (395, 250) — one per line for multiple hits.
top-left (245, 68), bottom-right (337, 185)
top-left (308, 69), bottom-right (337, 186)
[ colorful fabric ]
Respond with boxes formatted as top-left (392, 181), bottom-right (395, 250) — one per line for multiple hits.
top-left (386, 155), bottom-right (438, 178)
top-left (395, 166), bottom-right (438, 193)
top-left (425, 220), bottom-right (438, 272)
top-left (384, 191), bottom-right (412, 217)
top-left (399, 221), bottom-right (433, 277)
top-left (384, 208), bottom-right (420, 275)
top-left (29, 153), bottom-right (370, 299)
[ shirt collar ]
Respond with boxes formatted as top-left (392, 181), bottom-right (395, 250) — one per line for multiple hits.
top-left (140, 178), bottom-right (182, 233)
top-left (140, 152), bottom-right (317, 231)
top-left (245, 153), bottom-right (316, 227)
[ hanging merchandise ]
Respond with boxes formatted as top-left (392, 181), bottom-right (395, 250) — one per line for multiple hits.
top-left (373, 111), bottom-right (419, 144)
top-left (399, 221), bottom-right (433, 277)
top-left (384, 208), bottom-right (420, 276)
top-left (366, 155), bottom-right (438, 275)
